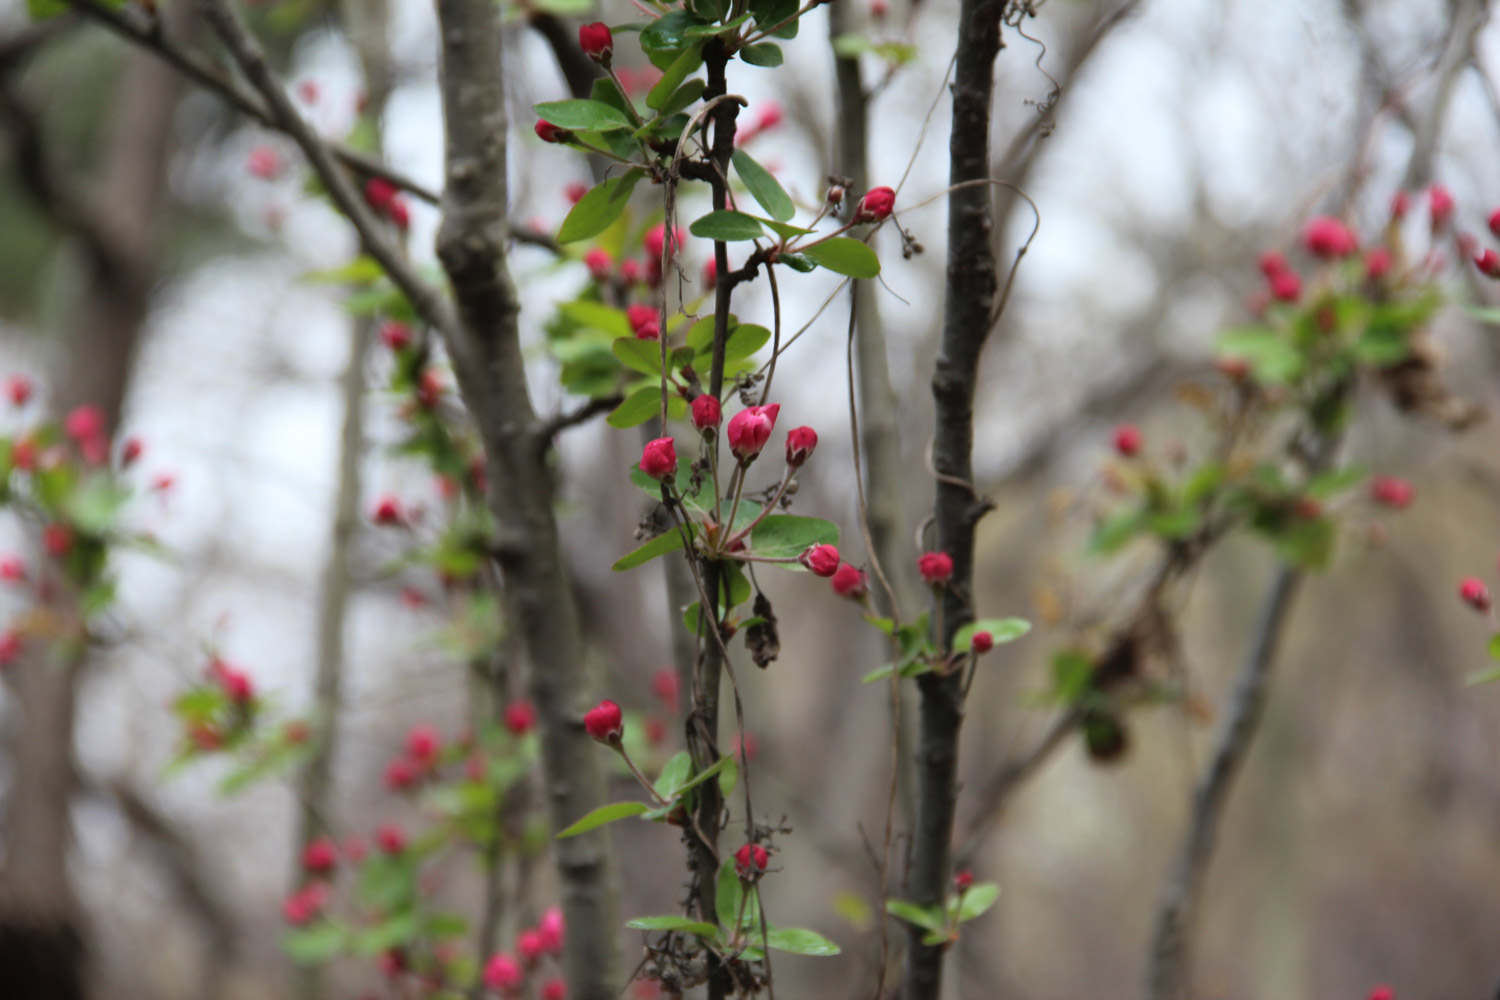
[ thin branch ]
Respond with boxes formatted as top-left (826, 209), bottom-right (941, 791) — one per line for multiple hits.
top-left (65, 0), bottom-right (440, 205)
top-left (537, 393), bottom-right (624, 447)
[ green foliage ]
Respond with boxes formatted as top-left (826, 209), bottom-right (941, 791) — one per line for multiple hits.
top-left (732, 150), bottom-right (795, 221)
top-left (801, 237), bottom-right (881, 278)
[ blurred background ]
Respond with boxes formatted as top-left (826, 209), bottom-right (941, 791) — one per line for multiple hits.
top-left (1, 0), bottom-right (1499, 997)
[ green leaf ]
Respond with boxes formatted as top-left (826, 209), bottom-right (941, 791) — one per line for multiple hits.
top-left (608, 386), bottom-right (664, 429)
top-left (1490, 632), bottom-right (1500, 661)
top-left (764, 926), bottom-right (841, 956)
top-left (832, 33), bottom-right (871, 57)
top-left (559, 301), bottom-right (632, 338)
top-left (884, 899), bottom-right (944, 932)
top-left (690, 210), bottom-right (766, 242)
top-left (749, 0), bottom-right (799, 38)
top-left (647, 43), bottom-right (705, 111)
top-left (1088, 507), bottom-right (1147, 556)
top-left (1050, 650), bottom-right (1094, 705)
top-left (612, 336), bottom-right (666, 377)
top-left (612, 529), bottom-right (687, 572)
top-left (740, 42), bottom-right (784, 67)
top-left (1305, 465), bottom-right (1366, 500)
top-left (762, 219), bottom-right (815, 240)
top-left (351, 911), bottom-right (419, 956)
top-left (723, 324), bottom-right (771, 360)
top-left (1146, 507), bottom-right (1200, 540)
top-left (1465, 305), bottom-right (1500, 326)
top-left (533, 98), bottom-right (634, 132)
top-left (873, 41), bottom-right (918, 64)
top-left (685, 11), bottom-right (752, 35)
top-left (716, 858), bottom-right (745, 929)
top-left (1182, 462), bottom-right (1223, 505)
top-left (749, 515), bottom-right (839, 559)
top-left (718, 754), bottom-right (739, 798)
top-left (653, 751), bottom-right (694, 799)
top-left (671, 754), bottom-right (734, 799)
top-left (424, 912), bottom-right (470, 941)
top-left (26, 0), bottom-right (70, 18)
top-left (951, 618), bottom-right (1031, 653)
top-left (1466, 664), bottom-right (1500, 686)
top-left (1217, 326), bottom-right (1303, 384)
top-left (861, 664), bottom-right (896, 684)
top-left (558, 169), bottom-right (646, 244)
top-left (779, 251), bottom-right (817, 272)
top-left (732, 149), bottom-right (794, 221)
top-left (955, 882), bottom-right (1000, 922)
top-left (656, 78), bottom-right (708, 118)
top-left (801, 237), bottom-right (880, 278)
top-left (283, 923), bottom-right (347, 964)
top-left (1268, 514), bottom-right (1335, 570)
top-left (625, 915), bottom-right (721, 936)
top-left (640, 11), bottom-right (698, 65)
top-left (556, 800), bottom-right (650, 838)
top-left (303, 255), bottom-right (385, 284)
top-left (64, 477), bottom-right (131, 535)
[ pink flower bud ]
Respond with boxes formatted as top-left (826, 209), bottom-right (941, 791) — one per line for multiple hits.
top-left (6, 374), bottom-right (33, 407)
top-left (535, 119), bottom-right (568, 144)
top-left (282, 882), bottom-right (328, 925)
top-left (584, 699), bottom-right (624, 743)
top-left (784, 426), bottom-right (817, 466)
top-left (691, 395), bottom-right (722, 430)
top-left (302, 836), bottom-right (338, 874)
top-left (620, 259), bottom-right (642, 285)
top-left (1475, 248), bottom-right (1500, 279)
top-left (219, 667), bottom-right (254, 703)
top-left (754, 102), bottom-right (783, 133)
top-left (384, 756), bottom-right (419, 790)
top-left (504, 700), bottom-right (536, 735)
top-left (380, 320), bottom-right (412, 351)
top-left (387, 196), bottom-right (410, 230)
top-left (853, 185), bottom-right (895, 223)
top-left (541, 979), bottom-right (568, 1000)
top-left (517, 928), bottom-right (546, 962)
top-left (1390, 190), bottom-right (1409, 220)
top-left (1370, 475), bottom-right (1413, 509)
top-left (64, 404), bottom-right (104, 442)
top-left (1112, 423), bottom-right (1142, 457)
top-left (376, 823), bottom-right (406, 854)
top-left (1257, 251), bottom-right (1287, 278)
top-left (1302, 216), bottom-right (1358, 258)
top-left (1460, 576), bottom-right (1490, 612)
top-left (406, 725), bottom-right (440, 766)
top-left (364, 177), bottom-right (398, 213)
top-left (702, 258), bottom-right (717, 287)
top-left (1489, 209), bottom-right (1500, 239)
top-left (121, 436), bottom-right (144, 467)
top-left (643, 223), bottom-right (685, 260)
top-left (917, 551), bottom-right (954, 585)
top-left (799, 544), bottom-right (840, 577)
top-left (953, 869), bottom-right (974, 891)
top-left (971, 631), bottom-right (994, 654)
top-left (639, 437), bottom-right (676, 481)
top-left (247, 146), bottom-right (282, 180)
top-left (1368, 987), bottom-right (1394, 1000)
top-left (0, 556), bottom-right (25, 584)
top-left (296, 79), bottom-right (319, 105)
top-left (43, 523), bottom-right (73, 558)
top-left (585, 247), bottom-right (613, 282)
top-left (651, 668), bottom-right (679, 712)
top-left (830, 563), bottom-right (867, 599)
top-left (872, 0), bottom-right (889, 16)
top-left (734, 842), bottom-right (770, 880)
top-left (1365, 247), bottom-right (1392, 280)
top-left (0, 630), bottom-right (22, 667)
top-left (372, 495), bottom-right (404, 526)
top-left (578, 21), bottom-right (613, 62)
top-left (726, 404), bottom-right (780, 460)
top-left (483, 953), bottom-right (523, 992)
top-left (565, 182), bottom-right (588, 205)
top-left (626, 304), bottom-right (657, 337)
top-left (537, 906), bottom-right (565, 952)
top-left (1268, 269), bottom-right (1301, 302)
top-left (1429, 183), bottom-right (1454, 229)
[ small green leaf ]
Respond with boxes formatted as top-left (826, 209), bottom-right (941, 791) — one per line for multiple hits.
top-left (558, 169), bottom-right (646, 244)
top-left (1217, 326), bottom-right (1303, 384)
top-left (732, 149), bottom-right (794, 221)
top-left (653, 751), bottom-right (694, 799)
top-left (556, 800), bottom-right (650, 837)
top-left (722, 323), bottom-right (771, 360)
top-left (955, 882), bottom-right (1000, 922)
top-left (625, 915), bottom-right (721, 936)
top-left (764, 926), bottom-right (841, 956)
top-left (740, 42), bottom-right (784, 67)
top-left (671, 754), bottom-right (734, 799)
top-left (718, 754), bottom-right (739, 798)
top-left (559, 301), bottom-right (632, 338)
top-left (951, 618), bottom-right (1031, 653)
top-left (748, 515), bottom-right (839, 559)
top-left (831, 33), bottom-right (871, 57)
top-left (607, 386), bottom-right (664, 429)
top-left (533, 98), bottom-right (634, 132)
top-left (282, 923), bottom-right (347, 964)
top-left (612, 529), bottom-right (687, 572)
top-left (1146, 507), bottom-right (1200, 540)
top-left (761, 219), bottom-right (814, 240)
top-left (885, 899), bottom-right (944, 932)
top-left (749, 0), bottom-right (800, 38)
top-left (1465, 305), bottom-right (1500, 326)
top-left (1490, 632), bottom-right (1500, 661)
top-left (612, 336), bottom-right (665, 377)
top-left (656, 78), bottom-right (708, 118)
top-left (861, 664), bottom-right (896, 684)
top-left (801, 237), bottom-right (880, 278)
top-left (639, 11), bottom-right (697, 65)
top-left (716, 858), bottom-right (745, 929)
top-left (647, 43), bottom-right (705, 110)
top-left (1088, 507), bottom-right (1147, 556)
top-left (690, 210), bottom-right (766, 242)
top-left (351, 912), bottom-right (419, 956)
top-left (1305, 465), bottom-right (1366, 500)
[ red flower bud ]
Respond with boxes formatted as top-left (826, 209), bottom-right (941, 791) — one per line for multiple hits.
top-left (1390, 190), bottom-right (1409, 220)
top-left (537, 907), bottom-right (565, 952)
top-left (384, 756), bottom-right (419, 790)
top-left (483, 953), bottom-right (524, 992)
top-left (64, 404), bottom-right (105, 443)
top-left (248, 146), bottom-right (282, 180)
top-left (504, 699), bottom-right (537, 735)
top-left (282, 882), bottom-right (329, 925)
top-left (380, 320), bottom-right (412, 351)
top-left (0, 556), bottom-right (25, 584)
top-left (726, 404), bottom-right (780, 460)
top-left (1302, 216), bottom-right (1358, 258)
top-left (386, 196), bottom-right (410, 231)
top-left (691, 395), bottom-right (722, 430)
top-left (1370, 475), bottom-right (1414, 509)
top-left (578, 21), bottom-right (613, 62)
top-left (5, 374), bottom-right (32, 407)
top-left (651, 668), bottom-right (679, 712)
top-left (640, 437), bottom-right (676, 481)
top-left (1475, 248), bottom-right (1500, 279)
top-left (799, 543), bottom-right (840, 577)
top-left (517, 928), bottom-right (546, 962)
top-left (971, 630), bottom-right (994, 654)
top-left (830, 563), bottom-right (867, 599)
top-left (734, 842), bottom-right (770, 880)
top-left (0, 630), bottom-right (22, 667)
top-left (219, 667), bottom-right (254, 703)
top-left (1268, 269), bottom-right (1301, 302)
top-left (1256, 251), bottom-right (1286, 279)
top-left (376, 823), bottom-right (407, 855)
top-left (784, 425), bottom-right (817, 466)
top-left (643, 223), bottom-right (685, 260)
top-left (43, 523), bottom-right (73, 558)
top-left (121, 436), bottom-right (144, 467)
top-left (302, 836), bottom-right (338, 874)
top-left (1490, 208), bottom-right (1500, 239)
top-left (1460, 576), bottom-right (1490, 612)
top-left (535, 119), bottom-right (568, 144)
top-left (407, 724), bottom-right (441, 766)
top-left (853, 185), bottom-right (895, 223)
top-left (585, 247), bottom-right (613, 282)
top-left (1367, 986), bottom-right (1393, 1000)
top-left (917, 551), bottom-right (954, 585)
top-left (953, 869), bottom-right (974, 891)
top-left (372, 495), bottom-right (404, 526)
top-left (584, 699), bottom-right (624, 743)
top-left (1112, 423), bottom-right (1142, 457)
top-left (626, 303), bottom-right (657, 336)
top-left (565, 182), bottom-right (588, 205)
top-left (541, 978), bottom-right (568, 1000)
top-left (1364, 247), bottom-right (1392, 280)
top-left (702, 258), bottom-right (717, 287)
top-left (364, 177), bottom-right (398, 213)
top-left (1429, 183), bottom-right (1454, 229)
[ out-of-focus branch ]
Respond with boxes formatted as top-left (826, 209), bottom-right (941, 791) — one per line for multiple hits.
top-left (538, 394), bottom-right (624, 447)
top-left (1398, 0), bottom-right (1489, 190)
top-left (431, 2), bottom-right (620, 996)
top-left (952, 708), bottom-right (1078, 867)
top-left (65, 0), bottom-right (440, 205)
top-left (197, 0), bottom-right (455, 339)
top-left (528, 12), bottom-right (601, 101)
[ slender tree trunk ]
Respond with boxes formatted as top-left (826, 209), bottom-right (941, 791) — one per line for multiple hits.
top-left (904, 0), bottom-right (1003, 997)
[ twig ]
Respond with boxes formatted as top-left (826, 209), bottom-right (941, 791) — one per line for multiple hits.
top-left (538, 394), bottom-right (624, 448)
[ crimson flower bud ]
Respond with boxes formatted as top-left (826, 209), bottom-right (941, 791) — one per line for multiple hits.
top-left (953, 869), bottom-right (974, 891)
top-left (784, 426), bottom-right (817, 466)
top-left (726, 404), bottom-right (780, 461)
top-left (384, 756), bottom-right (419, 790)
top-left (0, 630), bottom-right (20, 667)
top-left (565, 182), bottom-right (588, 205)
top-left (1268, 269), bottom-right (1301, 302)
top-left (121, 436), bottom-right (144, 467)
top-left (380, 320), bottom-right (412, 351)
top-left (1428, 183), bottom-right (1454, 230)
top-left (1256, 251), bottom-right (1286, 279)
top-left (626, 304), bottom-right (657, 336)
top-left (483, 953), bottom-right (524, 992)
top-left (1367, 986), bottom-right (1393, 1000)
top-left (1459, 576), bottom-right (1490, 612)
top-left (830, 563), bottom-right (867, 599)
top-left (1369, 475), bottom-right (1413, 509)
top-left (5, 374), bottom-right (32, 407)
top-left (620, 259), bottom-right (642, 285)
top-left (219, 668), bottom-right (254, 703)
top-left (734, 842), bottom-right (770, 880)
top-left (504, 699), bottom-right (536, 735)
top-left (0, 556), bottom-right (24, 584)
top-left (537, 907), bottom-right (565, 952)
top-left (364, 177), bottom-right (398, 213)
top-left (584, 699), bottom-right (624, 743)
top-left (376, 823), bottom-right (407, 856)
top-left (372, 495), bottom-right (404, 526)
top-left (853, 185), bottom-right (895, 223)
top-left (247, 146), bottom-right (282, 180)
top-left (643, 223), bottom-right (685, 260)
top-left (585, 247), bottom-right (613, 282)
top-left (535, 119), bottom-right (568, 144)
top-left (1489, 208), bottom-right (1500, 240)
top-left (302, 836), bottom-right (338, 874)
top-left (799, 543), bottom-right (840, 577)
top-left (971, 630), bottom-right (994, 654)
top-left (517, 929), bottom-right (546, 963)
top-left (1113, 423), bottom-right (1142, 457)
top-left (541, 978), bottom-right (567, 1000)
top-left (43, 523), bottom-right (73, 558)
top-left (691, 395), bottom-right (722, 431)
top-left (640, 437), bottom-right (676, 481)
top-left (64, 404), bottom-right (104, 442)
top-left (651, 668), bottom-right (679, 711)
top-left (918, 551), bottom-right (954, 586)
top-left (406, 724), bottom-right (440, 766)
top-left (1364, 247), bottom-right (1392, 280)
top-left (1475, 248), bottom-right (1500, 279)
top-left (703, 258), bottom-right (717, 287)
top-left (578, 21), bottom-right (613, 63)
top-left (1302, 216), bottom-right (1358, 258)
top-left (387, 196), bottom-right (410, 231)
